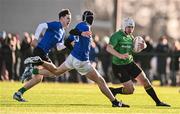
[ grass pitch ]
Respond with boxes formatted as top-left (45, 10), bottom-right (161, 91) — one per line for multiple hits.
top-left (0, 81), bottom-right (180, 114)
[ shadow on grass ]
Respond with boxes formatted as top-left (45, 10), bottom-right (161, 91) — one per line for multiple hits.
top-left (132, 105), bottom-right (180, 109)
top-left (1, 103), bottom-right (110, 108)
top-left (2, 100), bottom-right (179, 109)
top-left (2, 103), bottom-right (180, 109)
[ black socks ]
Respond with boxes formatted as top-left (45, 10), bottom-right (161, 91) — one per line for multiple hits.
top-left (112, 99), bottom-right (119, 105)
top-left (18, 87), bottom-right (27, 94)
top-left (145, 86), bottom-right (161, 104)
top-left (110, 87), bottom-right (124, 94)
top-left (32, 68), bottom-right (39, 75)
top-left (111, 86), bottom-right (161, 105)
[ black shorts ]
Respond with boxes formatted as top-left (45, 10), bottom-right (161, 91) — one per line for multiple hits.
top-left (112, 62), bottom-right (142, 83)
top-left (33, 47), bottom-right (52, 63)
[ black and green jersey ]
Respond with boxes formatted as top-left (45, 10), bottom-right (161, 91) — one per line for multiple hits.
top-left (109, 29), bottom-right (134, 65)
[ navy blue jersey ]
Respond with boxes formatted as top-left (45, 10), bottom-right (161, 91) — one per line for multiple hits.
top-left (70, 22), bottom-right (92, 61)
top-left (37, 21), bottom-right (65, 53)
top-left (67, 34), bottom-right (75, 42)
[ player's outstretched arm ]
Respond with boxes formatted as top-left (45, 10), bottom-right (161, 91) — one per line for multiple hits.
top-left (31, 23), bottom-right (48, 47)
top-left (69, 28), bottom-right (92, 37)
top-left (106, 44), bottom-right (129, 59)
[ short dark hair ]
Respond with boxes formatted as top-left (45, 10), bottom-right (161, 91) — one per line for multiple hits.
top-left (59, 9), bottom-right (71, 19)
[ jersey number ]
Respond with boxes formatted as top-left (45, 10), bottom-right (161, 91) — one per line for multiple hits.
top-left (74, 36), bottom-right (79, 42)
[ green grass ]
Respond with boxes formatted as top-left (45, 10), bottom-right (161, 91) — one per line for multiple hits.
top-left (0, 81), bottom-right (180, 114)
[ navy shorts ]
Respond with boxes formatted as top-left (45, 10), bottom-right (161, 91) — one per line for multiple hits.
top-left (112, 62), bottom-right (142, 83)
top-left (33, 47), bottom-right (52, 63)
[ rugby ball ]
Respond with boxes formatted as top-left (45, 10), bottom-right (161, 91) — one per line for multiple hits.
top-left (133, 36), bottom-right (147, 53)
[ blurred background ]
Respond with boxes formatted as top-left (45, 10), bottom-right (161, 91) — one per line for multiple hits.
top-left (0, 0), bottom-right (179, 86)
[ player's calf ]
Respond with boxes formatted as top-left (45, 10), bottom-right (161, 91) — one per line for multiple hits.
top-left (109, 86), bottom-right (134, 96)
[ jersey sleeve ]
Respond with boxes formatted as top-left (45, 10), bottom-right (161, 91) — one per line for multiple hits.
top-left (67, 35), bottom-right (75, 42)
top-left (47, 21), bottom-right (59, 30)
top-left (69, 28), bottom-right (82, 36)
top-left (76, 23), bottom-right (90, 32)
top-left (34, 23), bottom-right (48, 40)
top-left (109, 34), bottom-right (119, 48)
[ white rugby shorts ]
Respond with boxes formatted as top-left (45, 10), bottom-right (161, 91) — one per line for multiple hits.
top-left (64, 54), bottom-right (93, 75)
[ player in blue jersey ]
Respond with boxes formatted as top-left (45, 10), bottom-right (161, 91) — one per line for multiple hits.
top-left (13, 9), bottom-right (91, 102)
top-left (19, 10), bottom-right (129, 107)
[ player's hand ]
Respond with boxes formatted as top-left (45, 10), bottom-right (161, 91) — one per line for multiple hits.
top-left (138, 41), bottom-right (147, 50)
top-left (81, 31), bottom-right (92, 38)
top-left (118, 53), bottom-right (129, 59)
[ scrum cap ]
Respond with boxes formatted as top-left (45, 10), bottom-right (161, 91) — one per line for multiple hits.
top-left (122, 18), bottom-right (135, 31)
top-left (82, 10), bottom-right (94, 25)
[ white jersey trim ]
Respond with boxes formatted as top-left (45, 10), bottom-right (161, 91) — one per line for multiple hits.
top-left (34, 23), bottom-right (48, 40)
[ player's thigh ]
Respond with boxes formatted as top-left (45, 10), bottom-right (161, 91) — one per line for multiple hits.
top-left (135, 71), bottom-right (151, 86)
top-left (55, 62), bottom-right (71, 75)
top-left (33, 47), bottom-right (52, 62)
top-left (73, 59), bottom-right (93, 76)
top-left (128, 62), bottom-right (142, 79)
top-left (112, 64), bottom-right (131, 83)
top-left (85, 67), bottom-right (102, 83)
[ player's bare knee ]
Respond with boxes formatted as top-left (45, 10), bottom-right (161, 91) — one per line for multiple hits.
top-left (128, 88), bottom-right (134, 94)
top-left (142, 78), bottom-right (151, 87)
top-left (47, 67), bottom-right (58, 75)
top-left (33, 75), bottom-right (43, 82)
top-left (50, 67), bottom-right (57, 74)
top-left (124, 86), bottom-right (135, 94)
